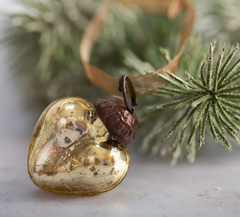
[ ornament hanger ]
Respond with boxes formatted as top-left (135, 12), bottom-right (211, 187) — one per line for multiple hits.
top-left (80, 0), bottom-right (195, 97)
top-left (119, 75), bottom-right (138, 114)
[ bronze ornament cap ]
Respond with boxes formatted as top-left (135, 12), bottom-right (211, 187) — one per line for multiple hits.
top-left (94, 97), bottom-right (138, 147)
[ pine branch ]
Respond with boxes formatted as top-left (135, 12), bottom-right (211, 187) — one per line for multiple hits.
top-left (142, 41), bottom-right (240, 163)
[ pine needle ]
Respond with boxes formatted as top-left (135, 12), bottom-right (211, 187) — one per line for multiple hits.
top-left (146, 42), bottom-right (240, 162)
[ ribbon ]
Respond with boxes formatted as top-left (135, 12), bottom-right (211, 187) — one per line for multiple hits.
top-left (80, 0), bottom-right (195, 97)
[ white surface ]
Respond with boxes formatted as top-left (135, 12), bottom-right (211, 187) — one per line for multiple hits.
top-left (0, 137), bottom-right (240, 217)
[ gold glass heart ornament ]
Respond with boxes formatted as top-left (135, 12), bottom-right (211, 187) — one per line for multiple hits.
top-left (27, 0), bottom-right (196, 195)
top-left (28, 97), bottom-right (132, 195)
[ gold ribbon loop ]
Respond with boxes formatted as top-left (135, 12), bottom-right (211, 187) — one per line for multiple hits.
top-left (80, 0), bottom-right (195, 97)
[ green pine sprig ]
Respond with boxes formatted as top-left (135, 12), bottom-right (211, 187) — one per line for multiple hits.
top-left (143, 42), bottom-right (240, 163)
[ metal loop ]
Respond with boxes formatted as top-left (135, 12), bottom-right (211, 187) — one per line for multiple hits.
top-left (118, 75), bottom-right (138, 114)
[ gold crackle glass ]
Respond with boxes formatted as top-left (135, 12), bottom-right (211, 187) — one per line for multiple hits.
top-left (28, 97), bottom-right (130, 195)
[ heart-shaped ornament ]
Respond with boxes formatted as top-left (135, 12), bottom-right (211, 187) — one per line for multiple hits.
top-left (28, 97), bottom-right (130, 195)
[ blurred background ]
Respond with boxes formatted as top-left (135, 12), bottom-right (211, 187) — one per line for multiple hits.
top-left (0, 0), bottom-right (30, 138)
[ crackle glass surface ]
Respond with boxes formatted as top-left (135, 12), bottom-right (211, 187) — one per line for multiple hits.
top-left (28, 97), bottom-right (130, 195)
